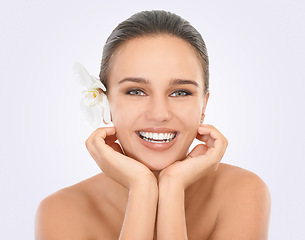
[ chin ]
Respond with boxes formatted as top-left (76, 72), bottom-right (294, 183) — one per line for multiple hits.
top-left (142, 160), bottom-right (171, 171)
top-left (130, 151), bottom-right (186, 171)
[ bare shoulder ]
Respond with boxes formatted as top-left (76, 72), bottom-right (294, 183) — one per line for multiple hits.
top-left (35, 184), bottom-right (90, 239)
top-left (210, 163), bottom-right (271, 240)
top-left (35, 173), bottom-right (112, 240)
top-left (216, 163), bottom-right (271, 195)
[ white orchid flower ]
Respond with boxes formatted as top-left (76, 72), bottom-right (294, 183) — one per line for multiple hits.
top-left (73, 62), bottom-right (112, 128)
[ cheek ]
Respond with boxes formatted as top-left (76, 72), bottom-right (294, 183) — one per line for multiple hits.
top-left (112, 108), bottom-right (140, 127)
top-left (110, 101), bottom-right (141, 144)
top-left (172, 102), bottom-right (202, 145)
top-left (173, 101), bottom-right (202, 126)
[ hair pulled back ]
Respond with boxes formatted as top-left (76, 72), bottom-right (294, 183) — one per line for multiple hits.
top-left (99, 10), bottom-right (209, 94)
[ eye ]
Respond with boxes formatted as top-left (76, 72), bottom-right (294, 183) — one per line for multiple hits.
top-left (125, 88), bottom-right (146, 96)
top-left (170, 90), bottom-right (192, 97)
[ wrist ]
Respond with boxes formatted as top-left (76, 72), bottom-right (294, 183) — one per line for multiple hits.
top-left (130, 175), bottom-right (158, 193)
top-left (159, 174), bottom-right (185, 192)
top-left (128, 169), bottom-right (157, 186)
top-left (129, 178), bottom-right (159, 203)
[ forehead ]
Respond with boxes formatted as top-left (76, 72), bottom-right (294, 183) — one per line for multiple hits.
top-left (108, 35), bottom-right (204, 88)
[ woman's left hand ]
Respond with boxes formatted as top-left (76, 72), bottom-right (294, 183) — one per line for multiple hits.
top-left (159, 124), bottom-right (228, 189)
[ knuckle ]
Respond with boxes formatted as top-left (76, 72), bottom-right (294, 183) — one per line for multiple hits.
top-left (85, 137), bottom-right (91, 144)
top-left (219, 135), bottom-right (228, 146)
top-left (85, 139), bottom-right (89, 148)
top-left (85, 141), bottom-right (90, 150)
top-left (85, 138), bottom-right (94, 149)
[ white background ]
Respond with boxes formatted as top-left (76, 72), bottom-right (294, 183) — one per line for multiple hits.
top-left (1, 0), bottom-right (304, 239)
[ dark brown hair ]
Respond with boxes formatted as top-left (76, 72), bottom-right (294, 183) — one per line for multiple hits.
top-left (99, 10), bottom-right (209, 94)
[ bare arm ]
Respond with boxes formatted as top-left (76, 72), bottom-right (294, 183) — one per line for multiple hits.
top-left (119, 178), bottom-right (158, 240)
top-left (157, 177), bottom-right (187, 239)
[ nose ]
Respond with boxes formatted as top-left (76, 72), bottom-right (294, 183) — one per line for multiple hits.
top-left (145, 96), bottom-right (172, 122)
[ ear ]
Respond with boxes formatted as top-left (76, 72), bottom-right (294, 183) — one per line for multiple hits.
top-left (201, 90), bottom-right (210, 123)
top-left (102, 92), bottom-right (113, 125)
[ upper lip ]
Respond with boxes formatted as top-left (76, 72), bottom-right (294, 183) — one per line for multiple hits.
top-left (136, 127), bottom-right (178, 133)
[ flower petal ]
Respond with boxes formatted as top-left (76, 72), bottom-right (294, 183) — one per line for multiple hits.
top-left (83, 90), bottom-right (100, 107)
top-left (91, 76), bottom-right (106, 92)
top-left (80, 98), bottom-right (102, 129)
top-left (73, 62), bottom-right (94, 89)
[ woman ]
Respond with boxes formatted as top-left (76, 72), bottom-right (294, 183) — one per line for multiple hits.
top-left (35, 10), bottom-right (271, 239)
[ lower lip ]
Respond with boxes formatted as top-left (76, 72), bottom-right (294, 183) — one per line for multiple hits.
top-left (136, 132), bottom-right (178, 151)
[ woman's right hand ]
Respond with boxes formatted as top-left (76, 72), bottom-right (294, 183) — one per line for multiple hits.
top-left (85, 126), bottom-right (156, 189)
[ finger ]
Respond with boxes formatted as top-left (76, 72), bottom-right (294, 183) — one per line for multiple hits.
top-left (195, 126), bottom-right (215, 149)
top-left (195, 131), bottom-right (214, 149)
top-left (100, 127), bottom-right (120, 150)
top-left (197, 125), bottom-right (221, 140)
top-left (85, 127), bottom-right (117, 155)
top-left (197, 125), bottom-right (227, 149)
top-left (93, 126), bottom-right (117, 139)
top-left (87, 127), bottom-right (117, 144)
top-left (187, 144), bottom-right (208, 158)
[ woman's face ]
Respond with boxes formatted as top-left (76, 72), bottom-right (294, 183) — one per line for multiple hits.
top-left (107, 35), bottom-right (209, 170)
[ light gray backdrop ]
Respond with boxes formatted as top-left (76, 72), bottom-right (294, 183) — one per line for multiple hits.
top-left (1, 0), bottom-right (304, 239)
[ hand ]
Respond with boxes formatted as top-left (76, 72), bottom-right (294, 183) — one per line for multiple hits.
top-left (85, 127), bottom-right (156, 189)
top-left (159, 124), bottom-right (228, 189)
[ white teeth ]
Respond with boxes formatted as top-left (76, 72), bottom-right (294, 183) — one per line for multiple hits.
top-left (138, 131), bottom-right (177, 142)
top-left (153, 133), bottom-right (158, 140)
top-left (158, 133), bottom-right (164, 140)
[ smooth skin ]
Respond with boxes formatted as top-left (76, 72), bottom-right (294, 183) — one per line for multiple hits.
top-left (35, 36), bottom-right (271, 239)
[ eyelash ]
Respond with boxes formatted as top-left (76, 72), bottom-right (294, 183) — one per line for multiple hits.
top-left (170, 90), bottom-right (192, 97)
top-left (125, 89), bottom-right (192, 97)
top-left (125, 89), bottom-right (146, 96)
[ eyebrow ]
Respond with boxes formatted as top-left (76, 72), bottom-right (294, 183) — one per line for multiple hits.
top-left (117, 77), bottom-right (149, 85)
top-left (117, 77), bottom-right (199, 87)
top-left (171, 79), bottom-right (199, 88)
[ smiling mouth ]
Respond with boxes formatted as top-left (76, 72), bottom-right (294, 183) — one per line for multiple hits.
top-left (137, 131), bottom-right (177, 143)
